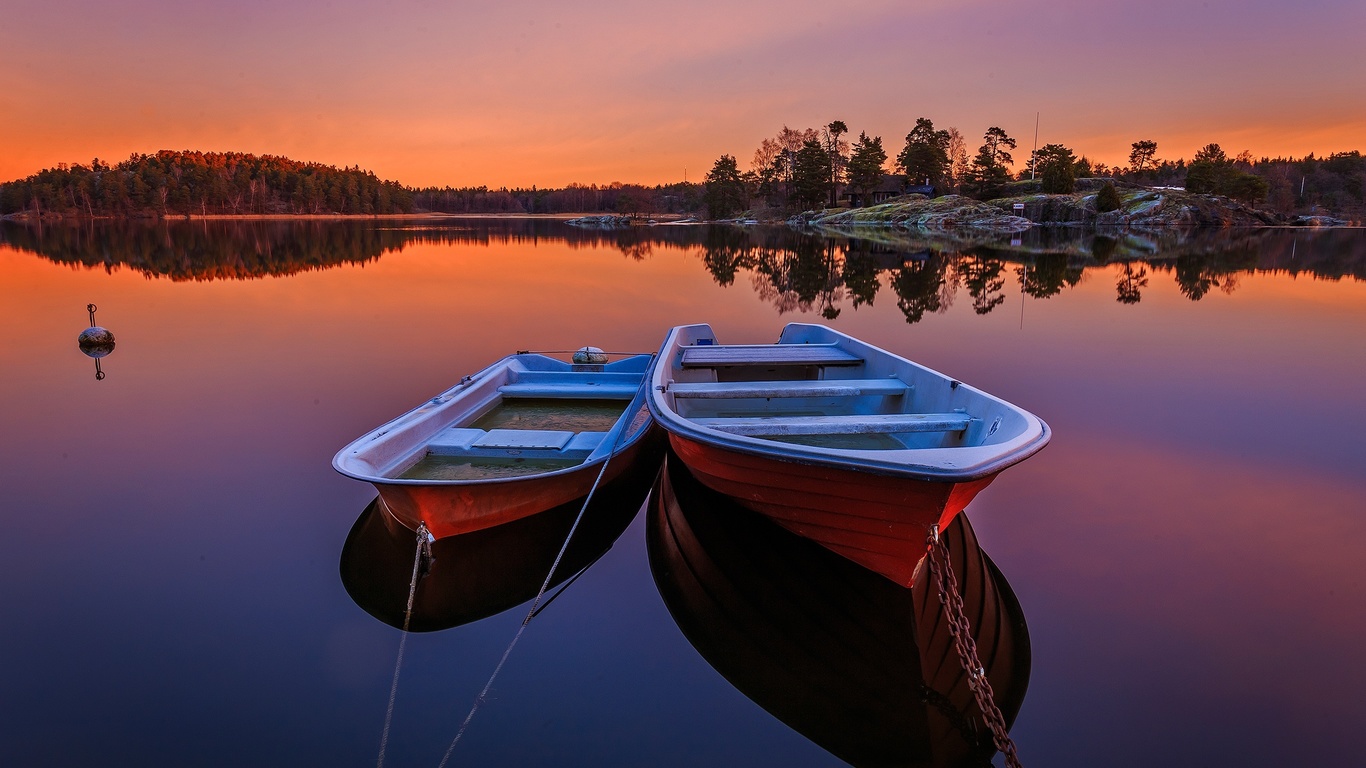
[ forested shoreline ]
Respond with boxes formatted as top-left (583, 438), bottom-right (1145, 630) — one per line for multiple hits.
top-left (0, 150), bottom-right (702, 219)
top-left (700, 121), bottom-right (1365, 221)
top-left (2, 134), bottom-right (1363, 222)
top-left (0, 151), bottom-right (415, 218)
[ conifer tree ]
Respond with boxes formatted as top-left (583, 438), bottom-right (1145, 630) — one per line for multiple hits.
top-left (703, 154), bottom-right (748, 219)
top-left (846, 132), bottom-right (888, 206)
top-left (896, 118), bottom-right (951, 188)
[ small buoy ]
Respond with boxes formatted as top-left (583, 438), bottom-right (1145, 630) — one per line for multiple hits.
top-left (78, 304), bottom-right (116, 358)
top-left (572, 346), bottom-right (608, 365)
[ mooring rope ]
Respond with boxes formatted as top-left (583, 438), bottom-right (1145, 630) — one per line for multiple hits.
top-left (434, 369), bottom-right (650, 768)
top-left (514, 349), bottom-right (651, 357)
top-left (376, 521), bottom-right (433, 768)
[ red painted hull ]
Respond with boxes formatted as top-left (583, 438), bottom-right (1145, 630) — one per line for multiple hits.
top-left (670, 434), bottom-right (996, 587)
top-left (375, 433), bottom-right (657, 539)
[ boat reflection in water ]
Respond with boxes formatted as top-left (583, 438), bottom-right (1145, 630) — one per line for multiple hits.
top-left (648, 455), bottom-right (1029, 767)
top-left (340, 452), bottom-right (660, 632)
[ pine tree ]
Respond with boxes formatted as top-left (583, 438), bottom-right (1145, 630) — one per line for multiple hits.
top-left (846, 132), bottom-right (888, 206)
top-left (703, 155), bottom-right (748, 219)
top-left (896, 118), bottom-right (951, 188)
top-left (792, 139), bottom-right (833, 210)
top-left (1033, 144), bottom-right (1078, 194)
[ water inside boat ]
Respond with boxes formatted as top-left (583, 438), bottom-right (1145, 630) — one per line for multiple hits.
top-left (398, 455), bottom-right (583, 481)
top-left (394, 398), bottom-right (630, 481)
top-left (471, 398), bottom-right (627, 432)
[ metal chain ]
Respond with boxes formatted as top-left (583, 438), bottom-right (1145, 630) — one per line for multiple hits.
top-left (925, 524), bottom-right (1023, 768)
top-left (916, 683), bottom-right (984, 747)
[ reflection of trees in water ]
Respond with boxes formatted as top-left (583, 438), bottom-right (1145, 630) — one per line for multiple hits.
top-left (699, 227), bottom-right (757, 287)
top-left (6, 220), bottom-right (1362, 317)
top-left (889, 257), bottom-right (949, 325)
top-left (749, 235), bottom-right (845, 318)
top-left (1160, 243), bottom-right (1259, 300)
top-left (1020, 252), bottom-right (1084, 299)
top-left (0, 220), bottom-right (400, 280)
top-left (0, 218), bottom-right (713, 281)
top-left (959, 256), bottom-right (1007, 315)
top-left (702, 227), bottom-right (1365, 320)
top-left (1116, 263), bottom-right (1149, 304)
top-left (841, 252), bottom-right (882, 309)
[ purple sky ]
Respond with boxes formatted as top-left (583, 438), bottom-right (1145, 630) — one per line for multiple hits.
top-left (3, 0), bottom-right (1363, 185)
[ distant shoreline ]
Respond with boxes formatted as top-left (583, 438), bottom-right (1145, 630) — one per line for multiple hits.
top-left (2, 203), bottom-right (1356, 228)
top-left (1, 212), bottom-right (683, 222)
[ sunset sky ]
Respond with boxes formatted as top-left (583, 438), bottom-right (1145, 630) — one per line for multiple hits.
top-left (4, 0), bottom-right (1364, 188)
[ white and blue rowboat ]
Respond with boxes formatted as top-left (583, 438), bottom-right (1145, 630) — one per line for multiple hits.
top-left (646, 323), bottom-right (1050, 587)
top-left (334, 350), bottom-right (658, 538)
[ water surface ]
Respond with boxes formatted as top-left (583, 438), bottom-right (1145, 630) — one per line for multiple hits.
top-left (2, 219), bottom-right (1364, 766)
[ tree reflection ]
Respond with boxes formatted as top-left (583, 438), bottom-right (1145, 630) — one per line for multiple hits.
top-left (1116, 262), bottom-right (1148, 304)
top-left (700, 227), bottom-right (758, 287)
top-left (4, 221), bottom-right (1360, 316)
top-left (841, 248), bottom-right (882, 310)
top-left (959, 256), bottom-right (1007, 315)
top-left (889, 256), bottom-right (948, 325)
top-left (1021, 252), bottom-right (1084, 299)
top-left (751, 234), bottom-right (844, 317)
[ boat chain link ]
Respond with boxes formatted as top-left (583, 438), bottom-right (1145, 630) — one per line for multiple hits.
top-left (926, 524), bottom-right (1024, 768)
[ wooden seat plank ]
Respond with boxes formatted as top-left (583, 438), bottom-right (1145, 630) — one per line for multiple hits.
top-left (680, 344), bottom-right (861, 368)
top-left (691, 412), bottom-right (972, 437)
top-left (670, 378), bottom-right (908, 399)
top-left (498, 382), bottom-right (638, 399)
top-left (472, 429), bottom-right (575, 450)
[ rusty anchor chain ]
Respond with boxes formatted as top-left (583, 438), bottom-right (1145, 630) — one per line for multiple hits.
top-left (926, 524), bottom-right (1023, 768)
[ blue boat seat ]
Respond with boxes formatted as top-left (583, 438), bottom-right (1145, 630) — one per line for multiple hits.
top-left (691, 412), bottom-right (972, 437)
top-left (566, 431), bottom-right (607, 452)
top-left (425, 428), bottom-right (485, 452)
top-left (423, 426), bottom-right (605, 460)
top-left (669, 378), bottom-right (908, 399)
top-left (498, 370), bottom-right (641, 399)
top-left (680, 344), bottom-right (861, 368)
top-left (474, 429), bottom-right (575, 450)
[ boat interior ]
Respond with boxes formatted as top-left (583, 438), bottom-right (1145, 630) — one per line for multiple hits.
top-left (340, 354), bottom-right (651, 482)
top-left (661, 325), bottom-right (1028, 452)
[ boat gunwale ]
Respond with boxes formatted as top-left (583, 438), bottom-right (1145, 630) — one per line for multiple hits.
top-left (647, 323), bottom-right (1051, 483)
top-left (333, 352), bottom-right (654, 488)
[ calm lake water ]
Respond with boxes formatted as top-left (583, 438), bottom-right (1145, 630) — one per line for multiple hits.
top-left (2, 219), bottom-right (1364, 766)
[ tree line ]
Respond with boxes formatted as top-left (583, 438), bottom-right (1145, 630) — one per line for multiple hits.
top-left (4, 137), bottom-right (1361, 221)
top-left (0, 150), bottom-right (711, 219)
top-left (409, 182), bottom-right (701, 217)
top-left (704, 120), bottom-right (1366, 218)
top-left (0, 151), bottom-right (416, 217)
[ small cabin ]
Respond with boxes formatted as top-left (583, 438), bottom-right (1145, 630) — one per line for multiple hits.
top-left (846, 175), bottom-right (936, 207)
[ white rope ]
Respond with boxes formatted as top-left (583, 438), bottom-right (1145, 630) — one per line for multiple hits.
top-left (376, 521), bottom-right (431, 768)
top-left (435, 372), bottom-right (649, 767)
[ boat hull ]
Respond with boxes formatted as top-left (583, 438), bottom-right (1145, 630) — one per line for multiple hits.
top-left (647, 455), bottom-right (1029, 766)
top-left (669, 434), bottom-right (995, 587)
top-left (376, 426), bottom-right (660, 539)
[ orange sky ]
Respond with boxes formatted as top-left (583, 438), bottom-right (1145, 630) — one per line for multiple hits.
top-left (4, 0), bottom-right (1364, 188)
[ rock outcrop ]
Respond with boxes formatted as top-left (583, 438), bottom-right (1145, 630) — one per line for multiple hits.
top-left (565, 215), bottom-right (633, 229)
top-left (986, 188), bottom-right (1289, 227)
top-left (803, 195), bottom-right (1033, 232)
top-left (780, 186), bottom-right (1353, 232)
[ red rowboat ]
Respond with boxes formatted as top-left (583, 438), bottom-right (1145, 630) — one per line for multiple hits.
top-left (646, 323), bottom-right (1049, 587)
top-left (334, 350), bottom-right (659, 538)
